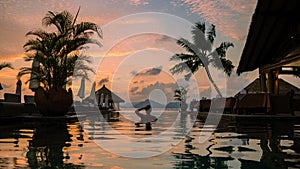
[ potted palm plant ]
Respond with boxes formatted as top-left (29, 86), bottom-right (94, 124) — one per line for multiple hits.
top-left (18, 9), bottom-right (102, 116)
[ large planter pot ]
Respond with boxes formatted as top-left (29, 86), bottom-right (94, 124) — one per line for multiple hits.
top-left (35, 87), bottom-right (73, 116)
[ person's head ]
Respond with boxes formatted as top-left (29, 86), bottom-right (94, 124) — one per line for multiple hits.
top-left (145, 105), bottom-right (151, 113)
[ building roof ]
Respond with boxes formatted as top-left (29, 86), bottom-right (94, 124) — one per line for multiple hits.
top-left (95, 85), bottom-right (124, 103)
top-left (236, 78), bottom-right (300, 96)
top-left (237, 0), bottom-right (300, 74)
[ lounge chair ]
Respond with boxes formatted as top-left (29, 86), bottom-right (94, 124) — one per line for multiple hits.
top-left (4, 93), bottom-right (21, 103)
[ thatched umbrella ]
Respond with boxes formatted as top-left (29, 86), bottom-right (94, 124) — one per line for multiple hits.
top-left (89, 82), bottom-right (96, 103)
top-left (77, 77), bottom-right (85, 101)
top-left (29, 59), bottom-right (40, 92)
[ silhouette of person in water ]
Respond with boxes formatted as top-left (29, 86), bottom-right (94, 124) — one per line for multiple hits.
top-left (135, 105), bottom-right (157, 130)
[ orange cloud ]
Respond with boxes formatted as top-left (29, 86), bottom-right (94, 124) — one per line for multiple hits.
top-left (0, 53), bottom-right (27, 62)
top-left (130, 0), bottom-right (149, 6)
top-left (106, 51), bottom-right (134, 57)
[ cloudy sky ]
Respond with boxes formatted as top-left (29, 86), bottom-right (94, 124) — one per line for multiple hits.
top-left (0, 0), bottom-right (275, 103)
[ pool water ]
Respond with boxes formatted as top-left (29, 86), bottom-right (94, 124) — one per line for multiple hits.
top-left (0, 110), bottom-right (299, 169)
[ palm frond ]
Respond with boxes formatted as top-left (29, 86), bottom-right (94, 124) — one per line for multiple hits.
top-left (210, 57), bottom-right (234, 76)
top-left (0, 62), bottom-right (13, 70)
top-left (170, 53), bottom-right (197, 61)
top-left (170, 54), bottom-right (182, 61)
top-left (170, 62), bottom-right (192, 75)
top-left (26, 29), bottom-right (50, 39)
top-left (215, 42), bottom-right (234, 58)
top-left (177, 38), bottom-right (198, 55)
top-left (42, 11), bottom-right (62, 32)
top-left (76, 55), bottom-right (93, 64)
top-left (73, 6), bottom-right (81, 26)
top-left (207, 24), bottom-right (216, 44)
top-left (170, 59), bottom-right (202, 80)
top-left (74, 22), bottom-right (103, 39)
top-left (220, 58), bottom-right (234, 76)
top-left (43, 10), bottom-right (73, 34)
top-left (170, 53), bottom-right (204, 80)
top-left (86, 38), bottom-right (102, 47)
top-left (194, 22), bottom-right (205, 33)
top-left (191, 22), bottom-right (207, 50)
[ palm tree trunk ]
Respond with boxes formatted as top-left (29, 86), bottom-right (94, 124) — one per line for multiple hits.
top-left (203, 65), bottom-right (223, 98)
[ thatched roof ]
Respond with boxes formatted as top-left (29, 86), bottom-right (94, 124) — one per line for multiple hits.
top-left (237, 0), bottom-right (300, 74)
top-left (236, 78), bottom-right (300, 96)
top-left (95, 85), bottom-right (124, 103)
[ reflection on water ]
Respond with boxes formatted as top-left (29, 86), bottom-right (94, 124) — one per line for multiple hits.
top-left (27, 123), bottom-right (77, 168)
top-left (0, 110), bottom-right (300, 168)
top-left (173, 120), bottom-right (300, 169)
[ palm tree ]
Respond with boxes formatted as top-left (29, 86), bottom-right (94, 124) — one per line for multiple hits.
top-left (0, 62), bottom-right (13, 70)
top-left (174, 87), bottom-right (187, 103)
top-left (18, 9), bottom-right (102, 92)
top-left (170, 22), bottom-right (234, 97)
top-left (174, 87), bottom-right (188, 111)
top-left (18, 9), bottom-right (102, 115)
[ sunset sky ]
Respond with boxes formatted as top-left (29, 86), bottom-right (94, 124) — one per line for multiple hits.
top-left (2, 0), bottom-right (297, 104)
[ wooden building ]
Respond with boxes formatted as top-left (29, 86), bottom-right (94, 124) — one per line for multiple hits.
top-left (237, 0), bottom-right (300, 95)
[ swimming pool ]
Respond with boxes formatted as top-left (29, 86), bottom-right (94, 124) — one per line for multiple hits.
top-left (0, 110), bottom-right (299, 168)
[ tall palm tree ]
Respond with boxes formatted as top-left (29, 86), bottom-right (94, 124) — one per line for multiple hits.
top-left (170, 22), bottom-right (234, 97)
top-left (18, 9), bottom-right (102, 92)
top-left (0, 62), bottom-right (13, 70)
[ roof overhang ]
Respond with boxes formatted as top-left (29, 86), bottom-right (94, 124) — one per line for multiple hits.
top-left (237, 0), bottom-right (300, 74)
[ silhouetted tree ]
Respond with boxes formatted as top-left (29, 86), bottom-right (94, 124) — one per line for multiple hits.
top-left (18, 9), bottom-right (102, 92)
top-left (18, 9), bottom-right (102, 115)
top-left (174, 87), bottom-right (188, 111)
top-left (170, 22), bottom-right (234, 97)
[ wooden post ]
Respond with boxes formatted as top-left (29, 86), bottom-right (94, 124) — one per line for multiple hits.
top-left (98, 92), bottom-right (100, 105)
top-left (260, 73), bottom-right (267, 92)
top-left (274, 69), bottom-right (280, 95)
top-left (267, 71), bottom-right (275, 95)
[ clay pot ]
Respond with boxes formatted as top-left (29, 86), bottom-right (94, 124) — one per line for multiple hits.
top-left (35, 87), bottom-right (73, 116)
